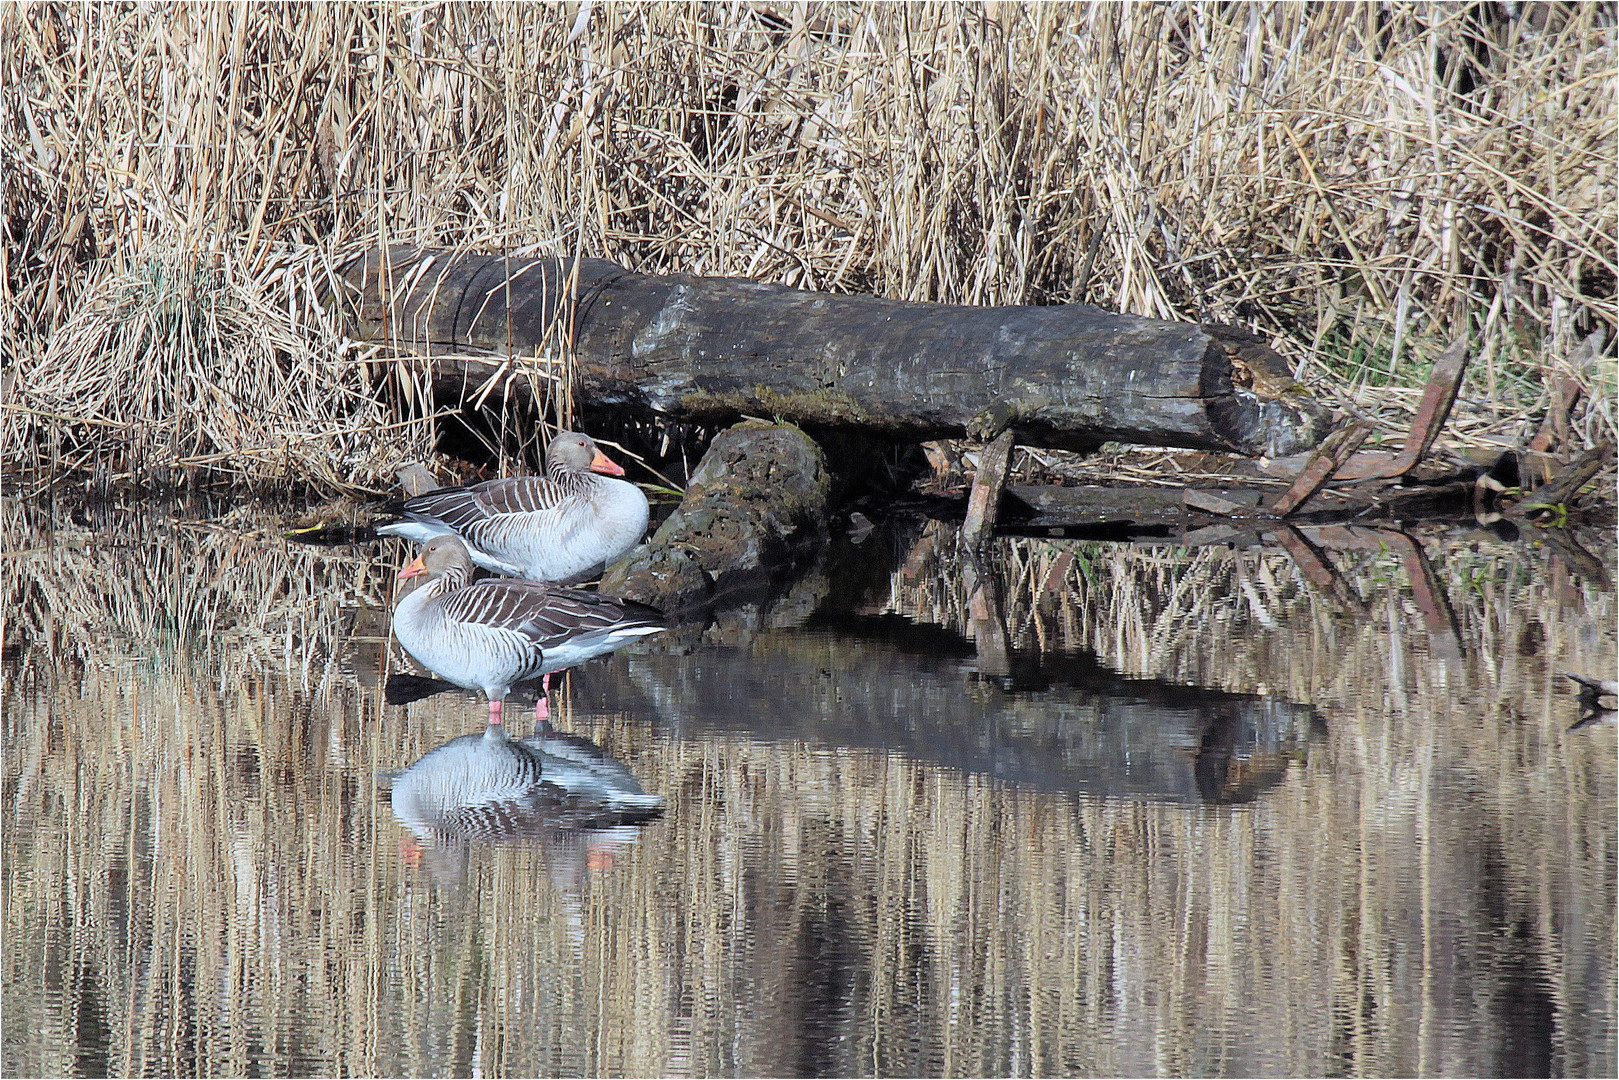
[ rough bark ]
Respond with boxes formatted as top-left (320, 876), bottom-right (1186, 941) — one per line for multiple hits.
top-left (960, 430), bottom-right (1017, 549)
top-left (332, 246), bottom-right (1330, 456)
top-left (601, 421), bottom-right (831, 611)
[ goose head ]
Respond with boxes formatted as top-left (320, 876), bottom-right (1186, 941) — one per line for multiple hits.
top-left (399, 534), bottom-right (476, 581)
top-left (548, 431), bottom-right (625, 477)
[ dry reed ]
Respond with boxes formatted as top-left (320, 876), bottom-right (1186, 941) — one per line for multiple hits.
top-left (2, 2), bottom-right (1614, 488)
top-left (4, 245), bottom-right (418, 490)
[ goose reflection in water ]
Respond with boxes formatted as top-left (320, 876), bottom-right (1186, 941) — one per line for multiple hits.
top-left (382, 700), bottom-right (663, 892)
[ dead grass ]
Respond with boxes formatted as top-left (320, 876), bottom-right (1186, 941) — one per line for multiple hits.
top-left (3, 3), bottom-right (1614, 487)
top-left (3, 245), bottom-right (420, 491)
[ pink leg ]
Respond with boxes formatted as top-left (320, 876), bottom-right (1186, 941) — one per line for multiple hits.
top-left (488, 698), bottom-right (504, 725)
top-left (535, 673), bottom-right (551, 722)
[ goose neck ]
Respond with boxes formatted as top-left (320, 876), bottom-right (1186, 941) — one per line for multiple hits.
top-left (549, 455), bottom-right (609, 489)
top-left (399, 564), bottom-right (469, 615)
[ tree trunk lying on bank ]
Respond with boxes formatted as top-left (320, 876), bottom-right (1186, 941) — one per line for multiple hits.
top-left (332, 246), bottom-right (1331, 457)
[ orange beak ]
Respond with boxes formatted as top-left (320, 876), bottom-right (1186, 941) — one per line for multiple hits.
top-left (589, 448), bottom-right (626, 477)
top-left (398, 554), bottom-right (427, 580)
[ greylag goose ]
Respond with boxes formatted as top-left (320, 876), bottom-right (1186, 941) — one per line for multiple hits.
top-left (379, 431), bottom-right (650, 583)
top-left (517, 721), bottom-right (665, 827)
top-left (393, 534), bottom-right (665, 723)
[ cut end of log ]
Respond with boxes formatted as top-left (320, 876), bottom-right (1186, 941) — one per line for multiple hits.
top-left (1201, 324), bottom-right (1333, 458)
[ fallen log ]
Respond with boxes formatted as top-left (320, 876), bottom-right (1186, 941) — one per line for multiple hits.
top-left (999, 472), bottom-right (1489, 533)
top-left (332, 246), bottom-right (1330, 457)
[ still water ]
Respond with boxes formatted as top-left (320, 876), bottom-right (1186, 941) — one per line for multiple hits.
top-left (3, 498), bottom-right (1614, 1078)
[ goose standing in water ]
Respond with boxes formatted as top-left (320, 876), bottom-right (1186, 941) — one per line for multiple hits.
top-left (379, 432), bottom-right (650, 583)
top-left (392, 535), bottom-right (665, 723)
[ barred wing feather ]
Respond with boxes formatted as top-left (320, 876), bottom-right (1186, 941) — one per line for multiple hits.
top-left (474, 476), bottom-right (575, 514)
top-left (400, 477), bottom-right (570, 531)
top-left (441, 581), bottom-right (664, 651)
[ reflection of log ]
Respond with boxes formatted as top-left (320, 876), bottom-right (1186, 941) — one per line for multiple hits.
top-left (962, 554), bottom-right (1011, 678)
top-left (1271, 524), bottom-right (1368, 615)
top-left (333, 247), bottom-right (1331, 456)
top-left (570, 621), bottom-right (1325, 806)
top-left (1292, 525), bottom-right (1461, 656)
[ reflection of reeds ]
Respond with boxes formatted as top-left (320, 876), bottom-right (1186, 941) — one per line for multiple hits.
top-left (3, 499), bottom-right (398, 688)
top-left (4, 509), bottom-right (1615, 1075)
top-left (6, 3), bottom-right (1613, 486)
